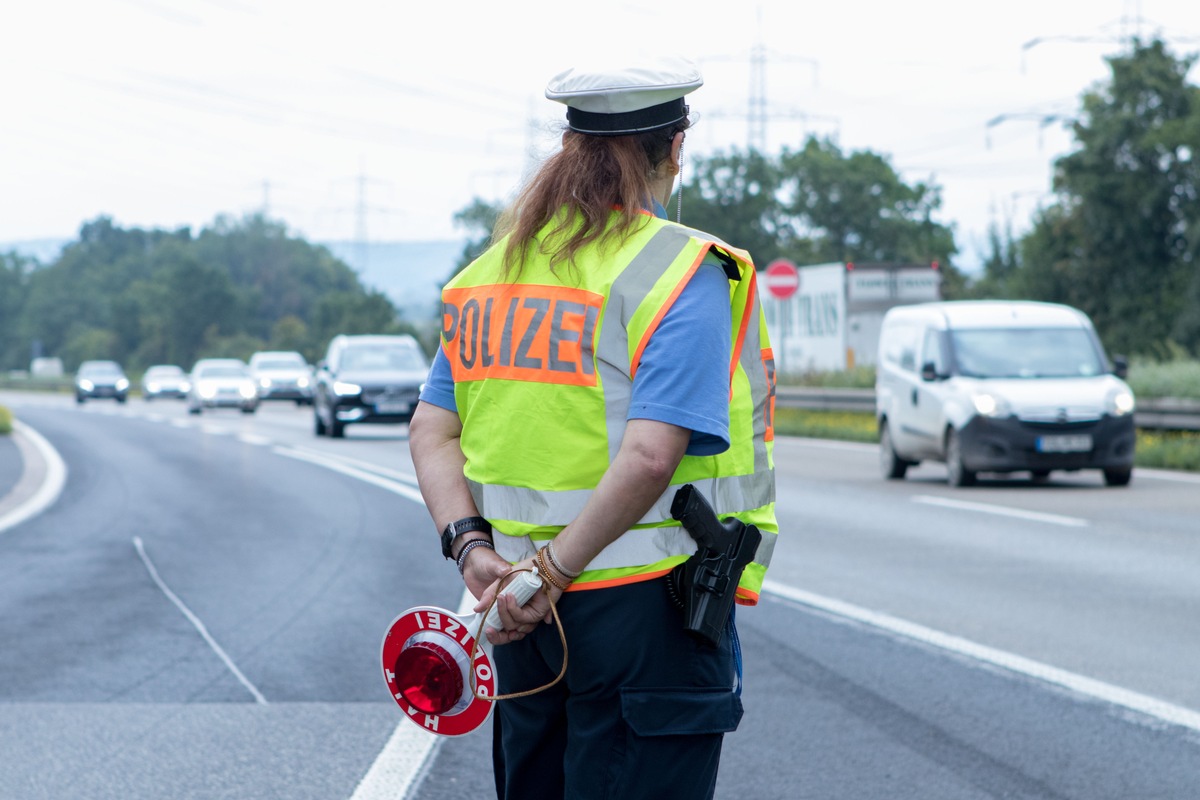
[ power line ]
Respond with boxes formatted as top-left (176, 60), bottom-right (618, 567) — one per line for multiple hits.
top-left (700, 8), bottom-right (825, 153)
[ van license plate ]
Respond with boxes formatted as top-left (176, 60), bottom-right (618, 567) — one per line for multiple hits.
top-left (1036, 434), bottom-right (1093, 453)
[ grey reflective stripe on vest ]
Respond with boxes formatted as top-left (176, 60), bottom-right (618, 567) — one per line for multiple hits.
top-left (492, 524), bottom-right (697, 572)
top-left (738, 289), bottom-right (773, 478)
top-left (488, 486), bottom-right (779, 572)
top-left (594, 225), bottom-right (698, 463)
top-left (468, 472), bottom-right (772, 528)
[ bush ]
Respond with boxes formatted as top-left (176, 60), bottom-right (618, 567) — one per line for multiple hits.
top-left (1127, 359), bottom-right (1200, 399)
top-left (781, 365), bottom-right (876, 389)
top-left (1135, 430), bottom-right (1200, 471)
top-left (771, 408), bottom-right (1200, 473)
top-left (0, 405), bottom-right (12, 435)
top-left (774, 408), bottom-right (878, 442)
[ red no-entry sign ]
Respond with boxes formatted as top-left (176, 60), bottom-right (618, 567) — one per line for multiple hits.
top-left (765, 259), bottom-right (800, 299)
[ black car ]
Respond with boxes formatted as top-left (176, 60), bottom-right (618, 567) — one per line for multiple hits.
top-left (313, 334), bottom-right (429, 438)
top-left (75, 360), bottom-right (130, 404)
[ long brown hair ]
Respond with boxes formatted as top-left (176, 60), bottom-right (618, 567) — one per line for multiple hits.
top-left (497, 121), bottom-right (690, 280)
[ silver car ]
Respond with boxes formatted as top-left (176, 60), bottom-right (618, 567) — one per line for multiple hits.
top-left (248, 350), bottom-right (314, 405)
top-left (141, 364), bottom-right (190, 400)
top-left (187, 359), bottom-right (259, 415)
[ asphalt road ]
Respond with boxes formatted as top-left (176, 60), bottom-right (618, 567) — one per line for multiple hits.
top-left (1, 393), bottom-right (1197, 799)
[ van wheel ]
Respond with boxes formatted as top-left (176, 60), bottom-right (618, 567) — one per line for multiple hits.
top-left (1103, 467), bottom-right (1133, 487)
top-left (945, 429), bottom-right (976, 487)
top-left (879, 422), bottom-right (908, 480)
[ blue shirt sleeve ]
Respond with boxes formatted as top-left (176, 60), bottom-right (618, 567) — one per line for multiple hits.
top-left (628, 260), bottom-right (732, 455)
top-left (418, 347), bottom-right (456, 410)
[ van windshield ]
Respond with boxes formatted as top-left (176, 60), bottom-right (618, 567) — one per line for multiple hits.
top-left (950, 328), bottom-right (1106, 379)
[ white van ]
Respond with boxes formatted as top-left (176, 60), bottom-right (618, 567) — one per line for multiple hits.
top-left (875, 301), bottom-right (1136, 487)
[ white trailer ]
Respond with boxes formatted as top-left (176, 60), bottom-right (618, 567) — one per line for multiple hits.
top-left (758, 261), bottom-right (941, 375)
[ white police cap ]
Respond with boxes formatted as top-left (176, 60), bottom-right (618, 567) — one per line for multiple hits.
top-left (545, 56), bottom-right (703, 136)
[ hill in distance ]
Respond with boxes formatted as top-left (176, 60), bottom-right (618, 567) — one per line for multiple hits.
top-left (1, 237), bottom-right (465, 326)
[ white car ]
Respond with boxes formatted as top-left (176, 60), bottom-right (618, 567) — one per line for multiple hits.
top-left (875, 300), bottom-right (1136, 487)
top-left (187, 359), bottom-right (259, 415)
top-left (248, 350), bottom-right (314, 405)
top-left (141, 364), bottom-right (190, 400)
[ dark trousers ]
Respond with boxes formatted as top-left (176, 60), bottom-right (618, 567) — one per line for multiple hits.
top-left (491, 577), bottom-right (743, 800)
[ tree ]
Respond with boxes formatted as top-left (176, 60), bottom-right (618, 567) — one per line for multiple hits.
top-left (451, 198), bottom-right (504, 274)
top-left (0, 215), bottom-right (400, 372)
top-left (448, 138), bottom-right (963, 305)
top-left (683, 148), bottom-right (805, 269)
top-left (0, 252), bottom-right (31, 368)
top-left (1019, 38), bottom-right (1200, 356)
top-left (683, 138), bottom-right (962, 294)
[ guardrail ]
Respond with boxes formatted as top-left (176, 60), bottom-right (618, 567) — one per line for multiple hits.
top-left (4, 379), bottom-right (1199, 431)
top-left (776, 386), bottom-right (1200, 431)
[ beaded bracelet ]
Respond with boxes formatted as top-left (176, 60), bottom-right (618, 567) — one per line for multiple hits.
top-left (535, 547), bottom-right (570, 592)
top-left (546, 539), bottom-right (582, 578)
top-left (456, 538), bottom-right (495, 575)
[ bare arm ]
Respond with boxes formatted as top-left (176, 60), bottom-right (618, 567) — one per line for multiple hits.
top-left (408, 401), bottom-right (511, 599)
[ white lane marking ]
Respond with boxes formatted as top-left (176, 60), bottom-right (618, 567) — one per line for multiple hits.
top-left (349, 721), bottom-right (442, 800)
top-left (913, 495), bottom-right (1088, 527)
top-left (169, 419), bottom-right (191, 428)
top-left (764, 580), bottom-right (1200, 733)
top-left (278, 448), bottom-right (420, 484)
top-left (1131, 467), bottom-right (1200, 484)
top-left (351, 586), bottom-right (472, 800)
top-left (282, 445), bottom-right (420, 487)
top-left (273, 447), bottom-right (425, 504)
top-left (0, 421), bottom-right (69, 535)
top-left (237, 433), bottom-right (272, 446)
top-left (132, 536), bottom-right (268, 705)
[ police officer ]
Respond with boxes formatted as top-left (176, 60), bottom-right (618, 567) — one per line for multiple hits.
top-left (409, 55), bottom-right (777, 800)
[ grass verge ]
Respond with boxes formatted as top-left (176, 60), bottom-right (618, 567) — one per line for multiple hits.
top-left (774, 408), bottom-right (1200, 472)
top-left (0, 405), bottom-right (12, 435)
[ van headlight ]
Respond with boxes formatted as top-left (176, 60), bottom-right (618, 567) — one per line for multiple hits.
top-left (972, 392), bottom-right (1011, 417)
top-left (1107, 389), bottom-right (1135, 416)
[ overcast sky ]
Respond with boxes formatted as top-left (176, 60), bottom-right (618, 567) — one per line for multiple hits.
top-left (3, 0), bottom-right (1198, 273)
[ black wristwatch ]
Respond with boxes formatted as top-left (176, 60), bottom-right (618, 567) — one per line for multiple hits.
top-left (440, 516), bottom-right (492, 560)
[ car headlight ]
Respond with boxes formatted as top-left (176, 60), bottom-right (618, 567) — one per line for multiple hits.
top-left (78, 379), bottom-right (94, 391)
top-left (297, 376), bottom-right (309, 388)
top-left (181, 381), bottom-right (191, 392)
top-left (200, 384), bottom-right (217, 399)
top-left (972, 392), bottom-right (1011, 417)
top-left (333, 381), bottom-right (362, 396)
top-left (1107, 389), bottom-right (1135, 416)
top-left (259, 378), bottom-right (272, 388)
top-left (240, 384), bottom-right (258, 399)
top-left (116, 378), bottom-right (130, 390)
top-left (146, 382), bottom-right (160, 392)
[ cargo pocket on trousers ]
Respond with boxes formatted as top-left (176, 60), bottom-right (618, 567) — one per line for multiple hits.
top-left (619, 686), bottom-right (744, 736)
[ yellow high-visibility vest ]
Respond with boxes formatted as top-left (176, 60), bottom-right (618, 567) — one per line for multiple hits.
top-left (440, 210), bottom-right (777, 603)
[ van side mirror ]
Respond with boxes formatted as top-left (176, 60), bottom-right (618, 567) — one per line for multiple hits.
top-left (920, 361), bottom-right (941, 382)
top-left (1112, 355), bottom-right (1128, 379)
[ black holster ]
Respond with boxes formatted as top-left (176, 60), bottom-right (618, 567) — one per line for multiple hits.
top-left (666, 484), bottom-right (761, 647)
